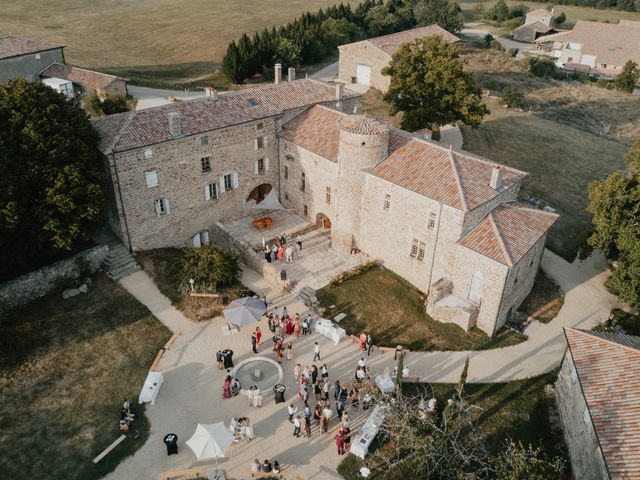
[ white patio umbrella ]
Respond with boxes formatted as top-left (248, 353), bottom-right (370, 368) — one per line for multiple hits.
top-left (222, 297), bottom-right (266, 329)
top-left (186, 422), bottom-right (235, 472)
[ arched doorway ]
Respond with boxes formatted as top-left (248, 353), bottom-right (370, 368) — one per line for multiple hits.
top-left (247, 183), bottom-right (273, 203)
top-left (316, 213), bottom-right (332, 230)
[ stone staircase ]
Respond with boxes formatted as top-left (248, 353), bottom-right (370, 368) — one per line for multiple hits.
top-left (106, 241), bottom-right (141, 280)
top-left (296, 228), bottom-right (332, 255)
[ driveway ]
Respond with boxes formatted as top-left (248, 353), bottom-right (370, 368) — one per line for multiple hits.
top-left (129, 85), bottom-right (205, 110)
top-left (461, 27), bottom-right (534, 51)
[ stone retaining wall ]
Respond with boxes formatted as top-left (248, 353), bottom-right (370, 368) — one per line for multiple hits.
top-left (0, 244), bottom-right (110, 307)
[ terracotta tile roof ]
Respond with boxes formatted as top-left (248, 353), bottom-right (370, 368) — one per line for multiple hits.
top-left (0, 34), bottom-right (64, 59)
top-left (458, 203), bottom-right (558, 266)
top-left (341, 114), bottom-right (389, 135)
top-left (280, 106), bottom-right (404, 162)
top-left (281, 105), bottom-right (527, 210)
top-left (370, 141), bottom-right (527, 211)
top-left (362, 25), bottom-right (460, 56)
top-left (564, 328), bottom-right (640, 479)
top-left (40, 63), bottom-right (127, 90)
top-left (536, 20), bottom-right (640, 67)
top-left (92, 79), bottom-right (360, 154)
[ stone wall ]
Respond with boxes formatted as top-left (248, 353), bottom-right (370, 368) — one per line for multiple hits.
top-left (555, 351), bottom-right (609, 480)
top-left (0, 244), bottom-right (109, 307)
top-left (0, 48), bottom-right (65, 83)
top-left (338, 41), bottom-right (392, 92)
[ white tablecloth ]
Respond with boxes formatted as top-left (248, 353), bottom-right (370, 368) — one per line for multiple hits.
top-left (139, 371), bottom-right (164, 404)
top-left (374, 374), bottom-right (395, 393)
top-left (314, 318), bottom-right (346, 344)
top-left (350, 405), bottom-right (386, 458)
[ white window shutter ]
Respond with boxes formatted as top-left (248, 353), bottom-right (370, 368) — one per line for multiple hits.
top-left (233, 172), bottom-right (239, 189)
top-left (146, 170), bottom-right (158, 188)
top-left (154, 199), bottom-right (161, 216)
top-left (265, 158), bottom-right (270, 172)
top-left (204, 185), bottom-right (210, 201)
top-left (264, 136), bottom-right (268, 147)
top-left (220, 176), bottom-right (226, 193)
top-left (254, 138), bottom-right (258, 150)
top-left (192, 233), bottom-right (201, 248)
top-left (165, 198), bottom-right (171, 214)
top-left (254, 160), bottom-right (259, 175)
top-left (201, 230), bottom-right (209, 245)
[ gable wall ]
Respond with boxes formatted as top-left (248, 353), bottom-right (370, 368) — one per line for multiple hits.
top-left (338, 41), bottom-right (392, 92)
top-left (0, 47), bottom-right (64, 83)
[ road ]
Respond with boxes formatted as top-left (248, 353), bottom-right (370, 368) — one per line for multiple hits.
top-left (461, 27), bottom-right (533, 51)
top-left (129, 85), bottom-right (205, 110)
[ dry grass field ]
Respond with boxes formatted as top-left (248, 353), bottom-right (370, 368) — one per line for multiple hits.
top-left (0, 0), bottom-right (357, 85)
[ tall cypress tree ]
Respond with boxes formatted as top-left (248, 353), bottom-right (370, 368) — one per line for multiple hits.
top-left (221, 41), bottom-right (246, 84)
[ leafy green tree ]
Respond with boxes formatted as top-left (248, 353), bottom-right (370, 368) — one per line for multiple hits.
top-left (382, 36), bottom-right (489, 132)
top-left (614, 60), bottom-right (640, 94)
top-left (0, 78), bottom-right (104, 277)
top-left (221, 40), bottom-right (246, 84)
top-left (484, 0), bottom-right (509, 23)
top-left (365, 4), bottom-right (402, 36)
top-left (587, 140), bottom-right (640, 305)
top-left (85, 92), bottom-right (136, 116)
top-left (525, 56), bottom-right (558, 77)
top-left (180, 246), bottom-right (240, 291)
top-left (493, 439), bottom-right (565, 479)
top-left (502, 86), bottom-right (524, 108)
top-left (553, 12), bottom-right (567, 26)
top-left (412, 0), bottom-right (463, 34)
top-left (273, 38), bottom-right (302, 69)
top-left (321, 18), bottom-right (363, 50)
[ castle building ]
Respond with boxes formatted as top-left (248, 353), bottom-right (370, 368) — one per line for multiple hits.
top-left (93, 76), bottom-right (557, 336)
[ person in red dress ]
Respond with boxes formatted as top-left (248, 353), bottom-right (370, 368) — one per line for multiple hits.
top-left (285, 316), bottom-right (294, 335)
top-left (255, 326), bottom-right (262, 350)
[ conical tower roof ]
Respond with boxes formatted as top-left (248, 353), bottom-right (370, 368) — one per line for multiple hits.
top-left (341, 113), bottom-right (389, 135)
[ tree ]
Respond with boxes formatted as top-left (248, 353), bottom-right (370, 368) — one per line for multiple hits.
top-left (365, 4), bottom-right (402, 36)
top-left (273, 38), bottom-right (302, 69)
top-left (614, 60), bottom-right (640, 94)
top-left (0, 78), bottom-right (104, 277)
top-left (502, 86), bottom-right (524, 108)
top-left (180, 246), bottom-right (240, 291)
top-left (484, 0), bottom-right (510, 23)
top-left (382, 36), bottom-right (489, 132)
top-left (221, 40), bottom-right (246, 84)
top-left (493, 439), bottom-right (565, 479)
top-left (84, 92), bottom-right (136, 116)
top-left (412, 0), bottom-right (463, 34)
top-left (553, 12), bottom-right (567, 26)
top-left (586, 140), bottom-right (640, 305)
top-left (321, 18), bottom-right (363, 50)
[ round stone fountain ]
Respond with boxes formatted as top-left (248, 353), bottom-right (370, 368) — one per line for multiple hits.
top-left (232, 356), bottom-right (283, 392)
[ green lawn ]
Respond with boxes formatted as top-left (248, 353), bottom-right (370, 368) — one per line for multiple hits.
top-left (0, 274), bottom-right (171, 480)
top-left (338, 371), bottom-right (567, 479)
top-left (316, 265), bottom-right (526, 351)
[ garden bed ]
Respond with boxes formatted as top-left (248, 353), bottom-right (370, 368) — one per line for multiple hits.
top-left (136, 248), bottom-right (245, 321)
top-left (0, 273), bottom-right (171, 480)
top-left (316, 266), bottom-right (526, 352)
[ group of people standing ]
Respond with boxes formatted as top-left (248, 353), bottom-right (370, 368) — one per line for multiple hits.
top-left (259, 306), bottom-right (312, 364)
top-left (263, 233), bottom-right (302, 264)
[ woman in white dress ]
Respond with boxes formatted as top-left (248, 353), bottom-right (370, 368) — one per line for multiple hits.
top-left (252, 388), bottom-right (263, 407)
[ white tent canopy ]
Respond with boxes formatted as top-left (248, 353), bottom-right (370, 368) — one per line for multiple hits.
top-left (250, 189), bottom-right (286, 210)
top-left (186, 422), bottom-right (235, 461)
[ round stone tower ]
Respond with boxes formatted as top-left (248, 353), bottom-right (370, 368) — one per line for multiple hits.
top-left (333, 114), bottom-right (389, 253)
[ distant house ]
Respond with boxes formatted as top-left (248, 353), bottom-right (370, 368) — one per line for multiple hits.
top-left (536, 20), bottom-right (640, 78)
top-left (524, 8), bottom-right (555, 27)
top-left (0, 34), bottom-right (65, 83)
top-left (338, 25), bottom-right (460, 92)
top-left (556, 328), bottom-right (640, 480)
top-left (40, 63), bottom-right (128, 97)
top-left (0, 34), bottom-right (128, 96)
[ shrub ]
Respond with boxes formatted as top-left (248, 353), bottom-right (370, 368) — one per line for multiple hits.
top-left (507, 47), bottom-right (519, 58)
top-left (484, 33), bottom-right (494, 48)
top-left (615, 60), bottom-right (640, 94)
top-left (493, 439), bottom-right (565, 480)
top-left (572, 70), bottom-right (589, 83)
top-left (180, 246), bottom-right (240, 291)
top-left (553, 12), bottom-right (567, 26)
top-left (525, 56), bottom-right (557, 78)
top-left (85, 92), bottom-right (136, 116)
top-left (490, 40), bottom-right (506, 52)
top-left (503, 16), bottom-right (525, 32)
top-left (502, 86), bottom-right (524, 108)
top-left (596, 78), bottom-right (610, 89)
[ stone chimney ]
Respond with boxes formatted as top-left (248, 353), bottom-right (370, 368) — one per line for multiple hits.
top-left (205, 87), bottom-right (218, 100)
top-left (336, 83), bottom-right (344, 110)
top-left (288, 67), bottom-right (296, 82)
top-left (490, 166), bottom-right (503, 191)
top-left (168, 112), bottom-right (181, 137)
top-left (274, 63), bottom-right (282, 84)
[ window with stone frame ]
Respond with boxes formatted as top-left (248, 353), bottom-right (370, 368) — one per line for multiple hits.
top-left (284, 165), bottom-right (289, 179)
top-left (256, 122), bottom-right (264, 130)
top-left (201, 156), bottom-right (212, 172)
top-left (428, 212), bottom-right (436, 229)
top-left (303, 205), bottom-right (308, 216)
top-left (300, 172), bottom-right (306, 191)
top-left (144, 148), bottom-right (153, 159)
top-left (204, 182), bottom-right (217, 201)
top-left (256, 158), bottom-right (265, 174)
top-left (383, 194), bottom-right (391, 210)
top-left (223, 173), bottom-right (234, 190)
top-left (410, 238), bottom-right (419, 257)
top-left (154, 198), bottom-right (170, 216)
top-left (417, 241), bottom-right (426, 261)
top-left (201, 136), bottom-right (209, 145)
top-left (256, 137), bottom-right (264, 149)
top-left (326, 186), bottom-right (331, 205)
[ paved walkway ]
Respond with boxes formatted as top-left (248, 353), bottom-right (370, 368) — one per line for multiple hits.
top-left (108, 247), bottom-right (621, 479)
